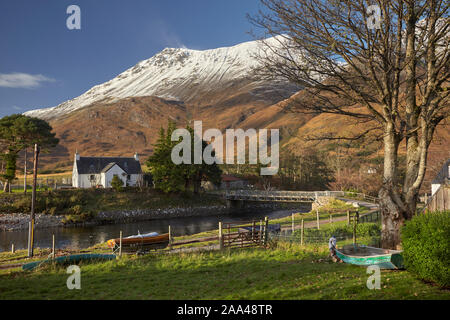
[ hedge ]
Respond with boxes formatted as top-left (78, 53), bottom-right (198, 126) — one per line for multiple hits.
top-left (401, 211), bottom-right (450, 288)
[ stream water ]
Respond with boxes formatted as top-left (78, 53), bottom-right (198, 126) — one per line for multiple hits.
top-left (0, 207), bottom-right (309, 252)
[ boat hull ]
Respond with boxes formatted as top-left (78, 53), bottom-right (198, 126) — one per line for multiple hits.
top-left (335, 246), bottom-right (404, 270)
top-left (107, 233), bottom-right (169, 248)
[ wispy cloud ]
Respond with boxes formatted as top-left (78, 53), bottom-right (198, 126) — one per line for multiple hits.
top-left (150, 19), bottom-right (186, 49)
top-left (0, 73), bottom-right (55, 89)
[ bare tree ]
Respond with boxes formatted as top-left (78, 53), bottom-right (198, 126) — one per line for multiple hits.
top-left (249, 0), bottom-right (449, 248)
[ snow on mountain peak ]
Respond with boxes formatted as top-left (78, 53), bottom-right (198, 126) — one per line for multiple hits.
top-left (24, 37), bottom-right (289, 120)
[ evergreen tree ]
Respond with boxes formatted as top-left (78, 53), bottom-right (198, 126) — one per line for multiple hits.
top-left (0, 114), bottom-right (59, 192)
top-left (146, 121), bottom-right (222, 194)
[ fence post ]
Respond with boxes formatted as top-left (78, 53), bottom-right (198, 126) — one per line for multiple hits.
top-left (301, 219), bottom-right (304, 246)
top-left (119, 231), bottom-right (123, 258)
top-left (264, 217), bottom-right (269, 247)
top-left (168, 225), bottom-right (172, 250)
top-left (291, 213), bottom-right (295, 234)
top-left (259, 220), bottom-right (263, 245)
top-left (219, 222), bottom-right (223, 250)
top-left (52, 234), bottom-right (55, 259)
top-left (347, 210), bottom-right (350, 225)
top-left (316, 208), bottom-right (320, 230)
top-left (11, 243), bottom-right (15, 253)
top-left (330, 214), bottom-right (333, 224)
top-left (252, 221), bottom-right (256, 243)
top-left (353, 217), bottom-right (357, 245)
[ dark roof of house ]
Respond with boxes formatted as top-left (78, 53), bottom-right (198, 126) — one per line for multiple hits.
top-left (221, 174), bottom-right (246, 182)
top-left (75, 157), bottom-right (142, 175)
top-left (432, 158), bottom-right (450, 184)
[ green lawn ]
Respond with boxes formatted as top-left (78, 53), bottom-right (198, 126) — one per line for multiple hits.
top-left (1, 242), bottom-right (448, 300)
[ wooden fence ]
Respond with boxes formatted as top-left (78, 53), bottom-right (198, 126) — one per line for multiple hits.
top-left (425, 186), bottom-right (450, 212)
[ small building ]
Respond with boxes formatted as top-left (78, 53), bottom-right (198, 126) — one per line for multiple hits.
top-left (72, 152), bottom-right (143, 188)
top-left (220, 174), bottom-right (249, 190)
top-left (431, 158), bottom-right (450, 196)
top-left (200, 174), bottom-right (249, 191)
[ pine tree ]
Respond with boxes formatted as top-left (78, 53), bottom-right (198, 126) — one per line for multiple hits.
top-left (146, 121), bottom-right (222, 194)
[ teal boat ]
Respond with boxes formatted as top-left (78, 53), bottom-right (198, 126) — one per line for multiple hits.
top-left (22, 253), bottom-right (116, 271)
top-left (335, 244), bottom-right (404, 269)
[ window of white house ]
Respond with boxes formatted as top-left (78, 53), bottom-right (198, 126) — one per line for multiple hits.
top-left (89, 175), bottom-right (95, 181)
top-left (127, 175), bottom-right (131, 181)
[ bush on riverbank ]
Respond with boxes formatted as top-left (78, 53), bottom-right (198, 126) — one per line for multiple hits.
top-left (401, 211), bottom-right (450, 288)
top-left (311, 199), bottom-right (356, 215)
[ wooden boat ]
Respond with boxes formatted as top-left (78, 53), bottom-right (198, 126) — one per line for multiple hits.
top-left (107, 232), bottom-right (170, 253)
top-left (335, 244), bottom-right (404, 270)
top-left (22, 253), bottom-right (116, 271)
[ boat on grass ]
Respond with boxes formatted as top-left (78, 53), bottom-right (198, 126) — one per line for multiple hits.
top-left (335, 244), bottom-right (404, 269)
top-left (107, 232), bottom-right (170, 253)
top-left (22, 253), bottom-right (116, 271)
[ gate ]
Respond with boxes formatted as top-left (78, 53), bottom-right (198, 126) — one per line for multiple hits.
top-left (220, 220), bottom-right (268, 249)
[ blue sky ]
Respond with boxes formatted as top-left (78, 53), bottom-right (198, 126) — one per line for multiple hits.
top-left (0, 0), bottom-right (263, 117)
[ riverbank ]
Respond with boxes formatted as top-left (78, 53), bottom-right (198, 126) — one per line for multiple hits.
top-left (0, 199), bottom-right (307, 231)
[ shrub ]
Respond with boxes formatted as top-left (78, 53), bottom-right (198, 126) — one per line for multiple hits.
top-left (111, 175), bottom-right (124, 192)
top-left (68, 205), bottom-right (83, 215)
top-left (401, 211), bottom-right (450, 288)
top-left (47, 207), bottom-right (57, 216)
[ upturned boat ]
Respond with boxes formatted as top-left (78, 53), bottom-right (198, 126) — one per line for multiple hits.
top-left (22, 253), bottom-right (116, 271)
top-left (107, 232), bottom-right (170, 253)
top-left (335, 244), bottom-right (404, 269)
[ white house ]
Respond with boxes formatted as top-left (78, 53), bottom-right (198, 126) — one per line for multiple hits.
top-left (431, 158), bottom-right (450, 196)
top-left (72, 152), bottom-right (143, 188)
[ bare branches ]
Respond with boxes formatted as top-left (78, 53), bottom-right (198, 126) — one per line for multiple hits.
top-left (249, 0), bottom-right (449, 139)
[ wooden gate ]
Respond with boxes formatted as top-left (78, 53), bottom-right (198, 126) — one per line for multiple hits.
top-left (220, 220), bottom-right (268, 249)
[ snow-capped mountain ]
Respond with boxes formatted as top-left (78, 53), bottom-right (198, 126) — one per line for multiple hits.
top-left (25, 37), bottom-right (297, 120)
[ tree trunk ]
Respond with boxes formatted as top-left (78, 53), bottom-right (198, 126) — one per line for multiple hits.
top-left (379, 124), bottom-right (405, 249)
top-left (379, 187), bottom-right (405, 250)
top-left (24, 149), bottom-right (27, 194)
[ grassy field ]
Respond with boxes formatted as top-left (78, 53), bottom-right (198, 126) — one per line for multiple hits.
top-left (0, 241), bottom-right (448, 300)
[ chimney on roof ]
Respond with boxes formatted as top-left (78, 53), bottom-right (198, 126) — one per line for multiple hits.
top-left (75, 150), bottom-right (80, 161)
top-left (134, 152), bottom-right (139, 161)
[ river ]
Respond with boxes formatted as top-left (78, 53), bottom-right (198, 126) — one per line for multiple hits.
top-left (0, 207), bottom-right (308, 252)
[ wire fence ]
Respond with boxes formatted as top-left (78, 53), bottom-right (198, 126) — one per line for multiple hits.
top-left (0, 177), bottom-right (72, 192)
top-left (268, 209), bottom-right (382, 246)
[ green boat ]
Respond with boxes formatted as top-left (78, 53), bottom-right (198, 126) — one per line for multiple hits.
top-left (22, 253), bottom-right (116, 271)
top-left (335, 244), bottom-right (404, 269)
